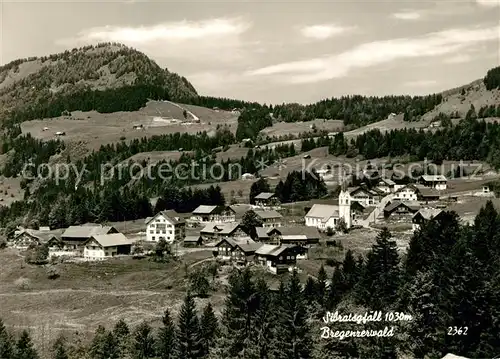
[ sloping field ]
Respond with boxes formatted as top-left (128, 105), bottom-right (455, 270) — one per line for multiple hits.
top-left (20, 100), bottom-right (239, 151)
top-left (260, 119), bottom-right (344, 137)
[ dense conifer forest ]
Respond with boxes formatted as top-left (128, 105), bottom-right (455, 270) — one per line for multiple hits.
top-left (1, 202), bottom-right (500, 358)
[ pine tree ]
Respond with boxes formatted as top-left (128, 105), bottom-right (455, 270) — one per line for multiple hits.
top-left (52, 335), bottom-right (68, 359)
top-left (157, 309), bottom-right (176, 359)
top-left (133, 322), bottom-right (156, 359)
top-left (357, 227), bottom-right (401, 309)
top-left (315, 265), bottom-right (328, 307)
top-left (113, 319), bottom-right (130, 357)
top-left (199, 303), bottom-right (218, 358)
top-left (14, 330), bottom-right (39, 359)
top-left (176, 292), bottom-right (201, 359)
top-left (0, 319), bottom-right (14, 359)
top-left (303, 276), bottom-right (316, 304)
top-left (342, 249), bottom-right (358, 289)
top-left (275, 270), bottom-right (312, 359)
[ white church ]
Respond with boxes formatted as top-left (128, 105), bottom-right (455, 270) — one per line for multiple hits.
top-left (305, 187), bottom-right (352, 230)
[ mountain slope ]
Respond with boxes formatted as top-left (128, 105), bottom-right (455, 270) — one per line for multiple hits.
top-left (0, 43), bottom-right (198, 125)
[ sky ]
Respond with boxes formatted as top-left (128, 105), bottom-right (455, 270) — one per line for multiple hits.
top-left (1, 0), bottom-right (499, 104)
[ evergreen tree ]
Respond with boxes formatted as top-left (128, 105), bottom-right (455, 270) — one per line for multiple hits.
top-left (275, 270), bottom-right (312, 359)
top-left (315, 265), bottom-right (328, 307)
top-left (0, 319), bottom-right (14, 359)
top-left (112, 319), bottom-right (130, 356)
top-left (157, 309), bottom-right (176, 359)
top-left (199, 303), bottom-right (218, 358)
top-left (176, 292), bottom-right (201, 359)
top-left (14, 330), bottom-right (39, 359)
top-left (52, 335), bottom-right (68, 359)
top-left (357, 228), bottom-right (401, 309)
top-left (133, 322), bottom-right (156, 359)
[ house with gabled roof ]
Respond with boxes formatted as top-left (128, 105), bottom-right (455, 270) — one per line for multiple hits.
top-left (376, 178), bottom-right (396, 193)
top-left (200, 222), bottom-right (246, 241)
top-left (348, 186), bottom-right (383, 207)
top-left (12, 229), bottom-right (61, 250)
top-left (269, 226), bottom-right (320, 246)
top-left (383, 201), bottom-right (420, 219)
top-left (145, 210), bottom-right (185, 243)
top-left (254, 192), bottom-right (280, 208)
top-left (214, 237), bottom-right (262, 263)
top-left (418, 175), bottom-right (447, 190)
top-left (254, 244), bottom-right (300, 274)
top-left (190, 205), bottom-right (236, 223)
top-left (61, 224), bottom-right (118, 250)
top-left (254, 210), bottom-right (283, 228)
top-left (83, 233), bottom-right (133, 260)
top-left (394, 184), bottom-right (419, 202)
top-left (412, 208), bottom-right (445, 231)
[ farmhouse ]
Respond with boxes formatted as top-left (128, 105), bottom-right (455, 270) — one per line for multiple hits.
top-left (254, 244), bottom-right (300, 274)
top-left (200, 222), bottom-right (246, 241)
top-left (412, 208), bottom-right (445, 231)
top-left (190, 205), bottom-right (236, 223)
top-left (271, 226), bottom-right (321, 246)
top-left (12, 229), bottom-right (60, 250)
top-left (418, 175), bottom-right (448, 190)
top-left (384, 201), bottom-right (420, 220)
top-left (214, 237), bottom-right (261, 263)
top-left (394, 185), bottom-right (419, 202)
top-left (254, 192), bottom-right (280, 208)
top-left (145, 210), bottom-right (186, 243)
top-left (254, 210), bottom-right (283, 228)
top-left (376, 178), bottom-right (396, 193)
top-left (61, 225), bottom-right (118, 250)
top-left (83, 233), bottom-right (133, 260)
top-left (415, 185), bottom-right (441, 202)
top-left (348, 186), bottom-right (382, 207)
top-left (183, 235), bottom-right (203, 247)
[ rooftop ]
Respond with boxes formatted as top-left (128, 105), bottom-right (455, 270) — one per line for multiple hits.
top-left (90, 233), bottom-right (132, 247)
top-left (254, 210), bottom-right (283, 219)
top-left (305, 204), bottom-right (338, 222)
top-left (62, 225), bottom-right (115, 239)
top-left (421, 175), bottom-right (447, 182)
top-left (192, 205), bottom-right (218, 215)
top-left (414, 208), bottom-right (444, 220)
top-left (255, 192), bottom-right (276, 200)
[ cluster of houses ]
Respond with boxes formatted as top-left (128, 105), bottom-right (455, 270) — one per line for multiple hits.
top-left (7, 173), bottom-right (490, 274)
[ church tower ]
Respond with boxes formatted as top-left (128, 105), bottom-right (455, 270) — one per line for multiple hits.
top-left (338, 167), bottom-right (352, 228)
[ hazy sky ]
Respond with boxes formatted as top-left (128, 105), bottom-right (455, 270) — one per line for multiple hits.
top-left (1, 0), bottom-right (499, 103)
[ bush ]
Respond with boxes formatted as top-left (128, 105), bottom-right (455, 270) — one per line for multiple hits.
top-left (25, 244), bottom-right (49, 265)
top-left (0, 239), bottom-right (7, 249)
top-left (46, 265), bottom-right (60, 280)
top-left (325, 227), bottom-right (335, 236)
top-left (325, 258), bottom-right (338, 267)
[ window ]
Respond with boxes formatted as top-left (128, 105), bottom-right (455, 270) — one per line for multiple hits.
top-left (152, 236), bottom-right (156, 241)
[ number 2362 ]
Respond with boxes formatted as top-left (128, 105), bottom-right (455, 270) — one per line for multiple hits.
top-left (447, 326), bottom-right (468, 335)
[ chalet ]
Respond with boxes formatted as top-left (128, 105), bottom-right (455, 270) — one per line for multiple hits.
top-left (394, 185), bottom-right (419, 202)
top-left (83, 233), bottom-right (133, 260)
top-left (214, 237), bottom-right (261, 264)
top-left (61, 225), bottom-right (118, 250)
top-left (256, 227), bottom-right (271, 241)
top-left (415, 185), bottom-right (441, 202)
top-left (254, 192), bottom-right (280, 208)
top-left (418, 175), bottom-right (447, 190)
top-left (255, 244), bottom-right (300, 274)
top-left (12, 229), bottom-right (59, 250)
top-left (200, 222), bottom-right (246, 241)
top-left (412, 208), bottom-right (445, 231)
top-left (376, 178), bottom-right (396, 193)
top-left (254, 210), bottom-right (283, 228)
top-left (145, 210), bottom-right (185, 243)
top-left (183, 235), bottom-right (203, 247)
top-left (190, 205), bottom-right (236, 223)
top-left (271, 226), bottom-right (321, 246)
top-left (348, 186), bottom-right (382, 207)
top-left (384, 201), bottom-right (420, 219)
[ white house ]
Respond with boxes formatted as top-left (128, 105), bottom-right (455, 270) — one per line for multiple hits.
top-left (145, 210), bottom-right (186, 243)
top-left (305, 190), bottom-right (351, 230)
top-left (347, 187), bottom-right (382, 207)
top-left (190, 205), bottom-right (236, 223)
top-left (418, 175), bottom-right (448, 190)
top-left (83, 233), bottom-right (133, 260)
top-left (394, 185), bottom-right (419, 202)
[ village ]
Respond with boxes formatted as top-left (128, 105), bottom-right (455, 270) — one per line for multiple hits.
top-left (7, 169), bottom-right (498, 276)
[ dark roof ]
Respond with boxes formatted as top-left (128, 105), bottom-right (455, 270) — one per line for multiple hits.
top-left (184, 235), bottom-right (202, 242)
top-left (384, 201), bottom-right (420, 213)
top-left (415, 185), bottom-right (441, 198)
top-left (254, 210), bottom-right (283, 220)
top-left (413, 208), bottom-right (444, 221)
